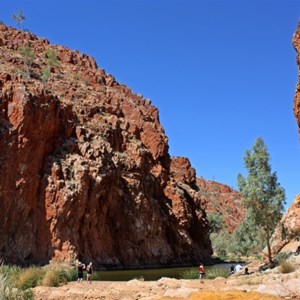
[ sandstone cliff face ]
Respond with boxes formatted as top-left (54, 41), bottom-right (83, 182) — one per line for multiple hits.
top-left (293, 23), bottom-right (300, 133)
top-left (267, 24), bottom-right (300, 255)
top-left (0, 25), bottom-right (214, 267)
top-left (197, 178), bottom-right (245, 233)
top-left (268, 194), bottom-right (300, 255)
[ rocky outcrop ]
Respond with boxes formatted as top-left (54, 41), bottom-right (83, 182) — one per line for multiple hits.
top-left (293, 23), bottom-right (300, 133)
top-left (268, 194), bottom-right (300, 255)
top-left (267, 23), bottom-right (300, 255)
top-left (196, 178), bottom-right (245, 233)
top-left (0, 25), bottom-right (213, 267)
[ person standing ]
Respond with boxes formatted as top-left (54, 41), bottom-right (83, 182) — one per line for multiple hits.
top-left (199, 263), bottom-right (205, 280)
top-left (77, 262), bottom-right (85, 283)
top-left (86, 262), bottom-right (93, 283)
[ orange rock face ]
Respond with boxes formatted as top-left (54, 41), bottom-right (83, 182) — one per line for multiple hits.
top-left (0, 25), bottom-right (214, 267)
top-left (197, 178), bottom-right (245, 233)
top-left (269, 194), bottom-right (300, 254)
top-left (293, 23), bottom-right (300, 132)
top-left (268, 23), bottom-right (300, 255)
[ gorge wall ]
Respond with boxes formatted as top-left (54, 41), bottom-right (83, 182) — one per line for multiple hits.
top-left (268, 23), bottom-right (300, 255)
top-left (294, 22), bottom-right (300, 133)
top-left (197, 178), bottom-right (245, 233)
top-left (0, 25), bottom-right (246, 268)
top-left (0, 25), bottom-right (217, 268)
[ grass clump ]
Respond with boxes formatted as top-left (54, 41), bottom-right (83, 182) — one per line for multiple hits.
top-left (279, 261), bottom-right (295, 274)
top-left (17, 267), bottom-right (45, 290)
top-left (41, 266), bottom-right (72, 287)
top-left (206, 267), bottom-right (230, 279)
top-left (237, 275), bottom-right (263, 286)
top-left (180, 269), bottom-right (198, 279)
top-left (0, 264), bottom-right (34, 300)
top-left (180, 267), bottom-right (230, 280)
top-left (0, 263), bottom-right (76, 299)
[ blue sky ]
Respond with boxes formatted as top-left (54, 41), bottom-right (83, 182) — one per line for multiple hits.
top-left (2, 0), bottom-right (300, 209)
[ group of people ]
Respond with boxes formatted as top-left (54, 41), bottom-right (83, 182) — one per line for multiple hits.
top-left (199, 262), bottom-right (247, 281)
top-left (77, 261), bottom-right (93, 283)
top-left (230, 263), bottom-right (250, 275)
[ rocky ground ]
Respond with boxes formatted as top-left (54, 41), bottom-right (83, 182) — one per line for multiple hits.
top-left (33, 257), bottom-right (300, 300)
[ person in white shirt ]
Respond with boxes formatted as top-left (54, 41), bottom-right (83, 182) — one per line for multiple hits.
top-left (234, 264), bottom-right (243, 273)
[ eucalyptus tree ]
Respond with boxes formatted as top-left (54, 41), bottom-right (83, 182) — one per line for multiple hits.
top-left (237, 137), bottom-right (285, 264)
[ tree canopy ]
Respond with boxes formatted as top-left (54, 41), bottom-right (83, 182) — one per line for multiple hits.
top-left (237, 137), bottom-right (285, 264)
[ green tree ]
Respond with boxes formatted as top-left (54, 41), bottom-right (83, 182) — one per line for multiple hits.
top-left (237, 137), bottom-right (285, 264)
top-left (12, 9), bottom-right (26, 28)
top-left (207, 212), bottom-right (225, 234)
top-left (232, 211), bottom-right (266, 256)
top-left (210, 229), bottom-right (232, 258)
top-left (207, 212), bottom-right (232, 258)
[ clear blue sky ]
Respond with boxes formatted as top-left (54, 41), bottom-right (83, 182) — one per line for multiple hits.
top-left (2, 0), bottom-right (300, 209)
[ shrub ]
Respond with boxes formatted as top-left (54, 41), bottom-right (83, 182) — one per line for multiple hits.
top-left (279, 261), bottom-right (295, 274)
top-left (41, 66), bottom-right (51, 82)
top-left (0, 270), bottom-right (33, 300)
top-left (0, 273), bottom-right (9, 299)
top-left (0, 263), bottom-right (20, 279)
top-left (17, 267), bottom-right (45, 290)
top-left (0, 263), bottom-right (74, 293)
top-left (210, 230), bottom-right (232, 258)
top-left (67, 267), bottom-right (77, 282)
top-left (17, 289), bottom-right (34, 300)
top-left (44, 48), bottom-right (60, 68)
top-left (41, 267), bottom-right (68, 287)
top-left (18, 44), bottom-right (35, 78)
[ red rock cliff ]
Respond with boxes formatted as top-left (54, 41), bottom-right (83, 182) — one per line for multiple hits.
top-left (267, 23), bottom-right (300, 255)
top-left (0, 25), bottom-right (213, 267)
top-left (197, 178), bottom-right (245, 233)
top-left (293, 22), bottom-right (300, 132)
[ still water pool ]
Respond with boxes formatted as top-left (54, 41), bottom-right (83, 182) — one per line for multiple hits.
top-left (93, 263), bottom-right (234, 281)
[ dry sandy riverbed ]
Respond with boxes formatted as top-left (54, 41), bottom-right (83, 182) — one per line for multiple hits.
top-left (33, 256), bottom-right (300, 299)
top-left (32, 268), bottom-right (300, 300)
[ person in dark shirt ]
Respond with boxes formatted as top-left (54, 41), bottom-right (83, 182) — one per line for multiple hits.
top-left (77, 262), bottom-right (85, 283)
top-left (244, 267), bottom-right (250, 275)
